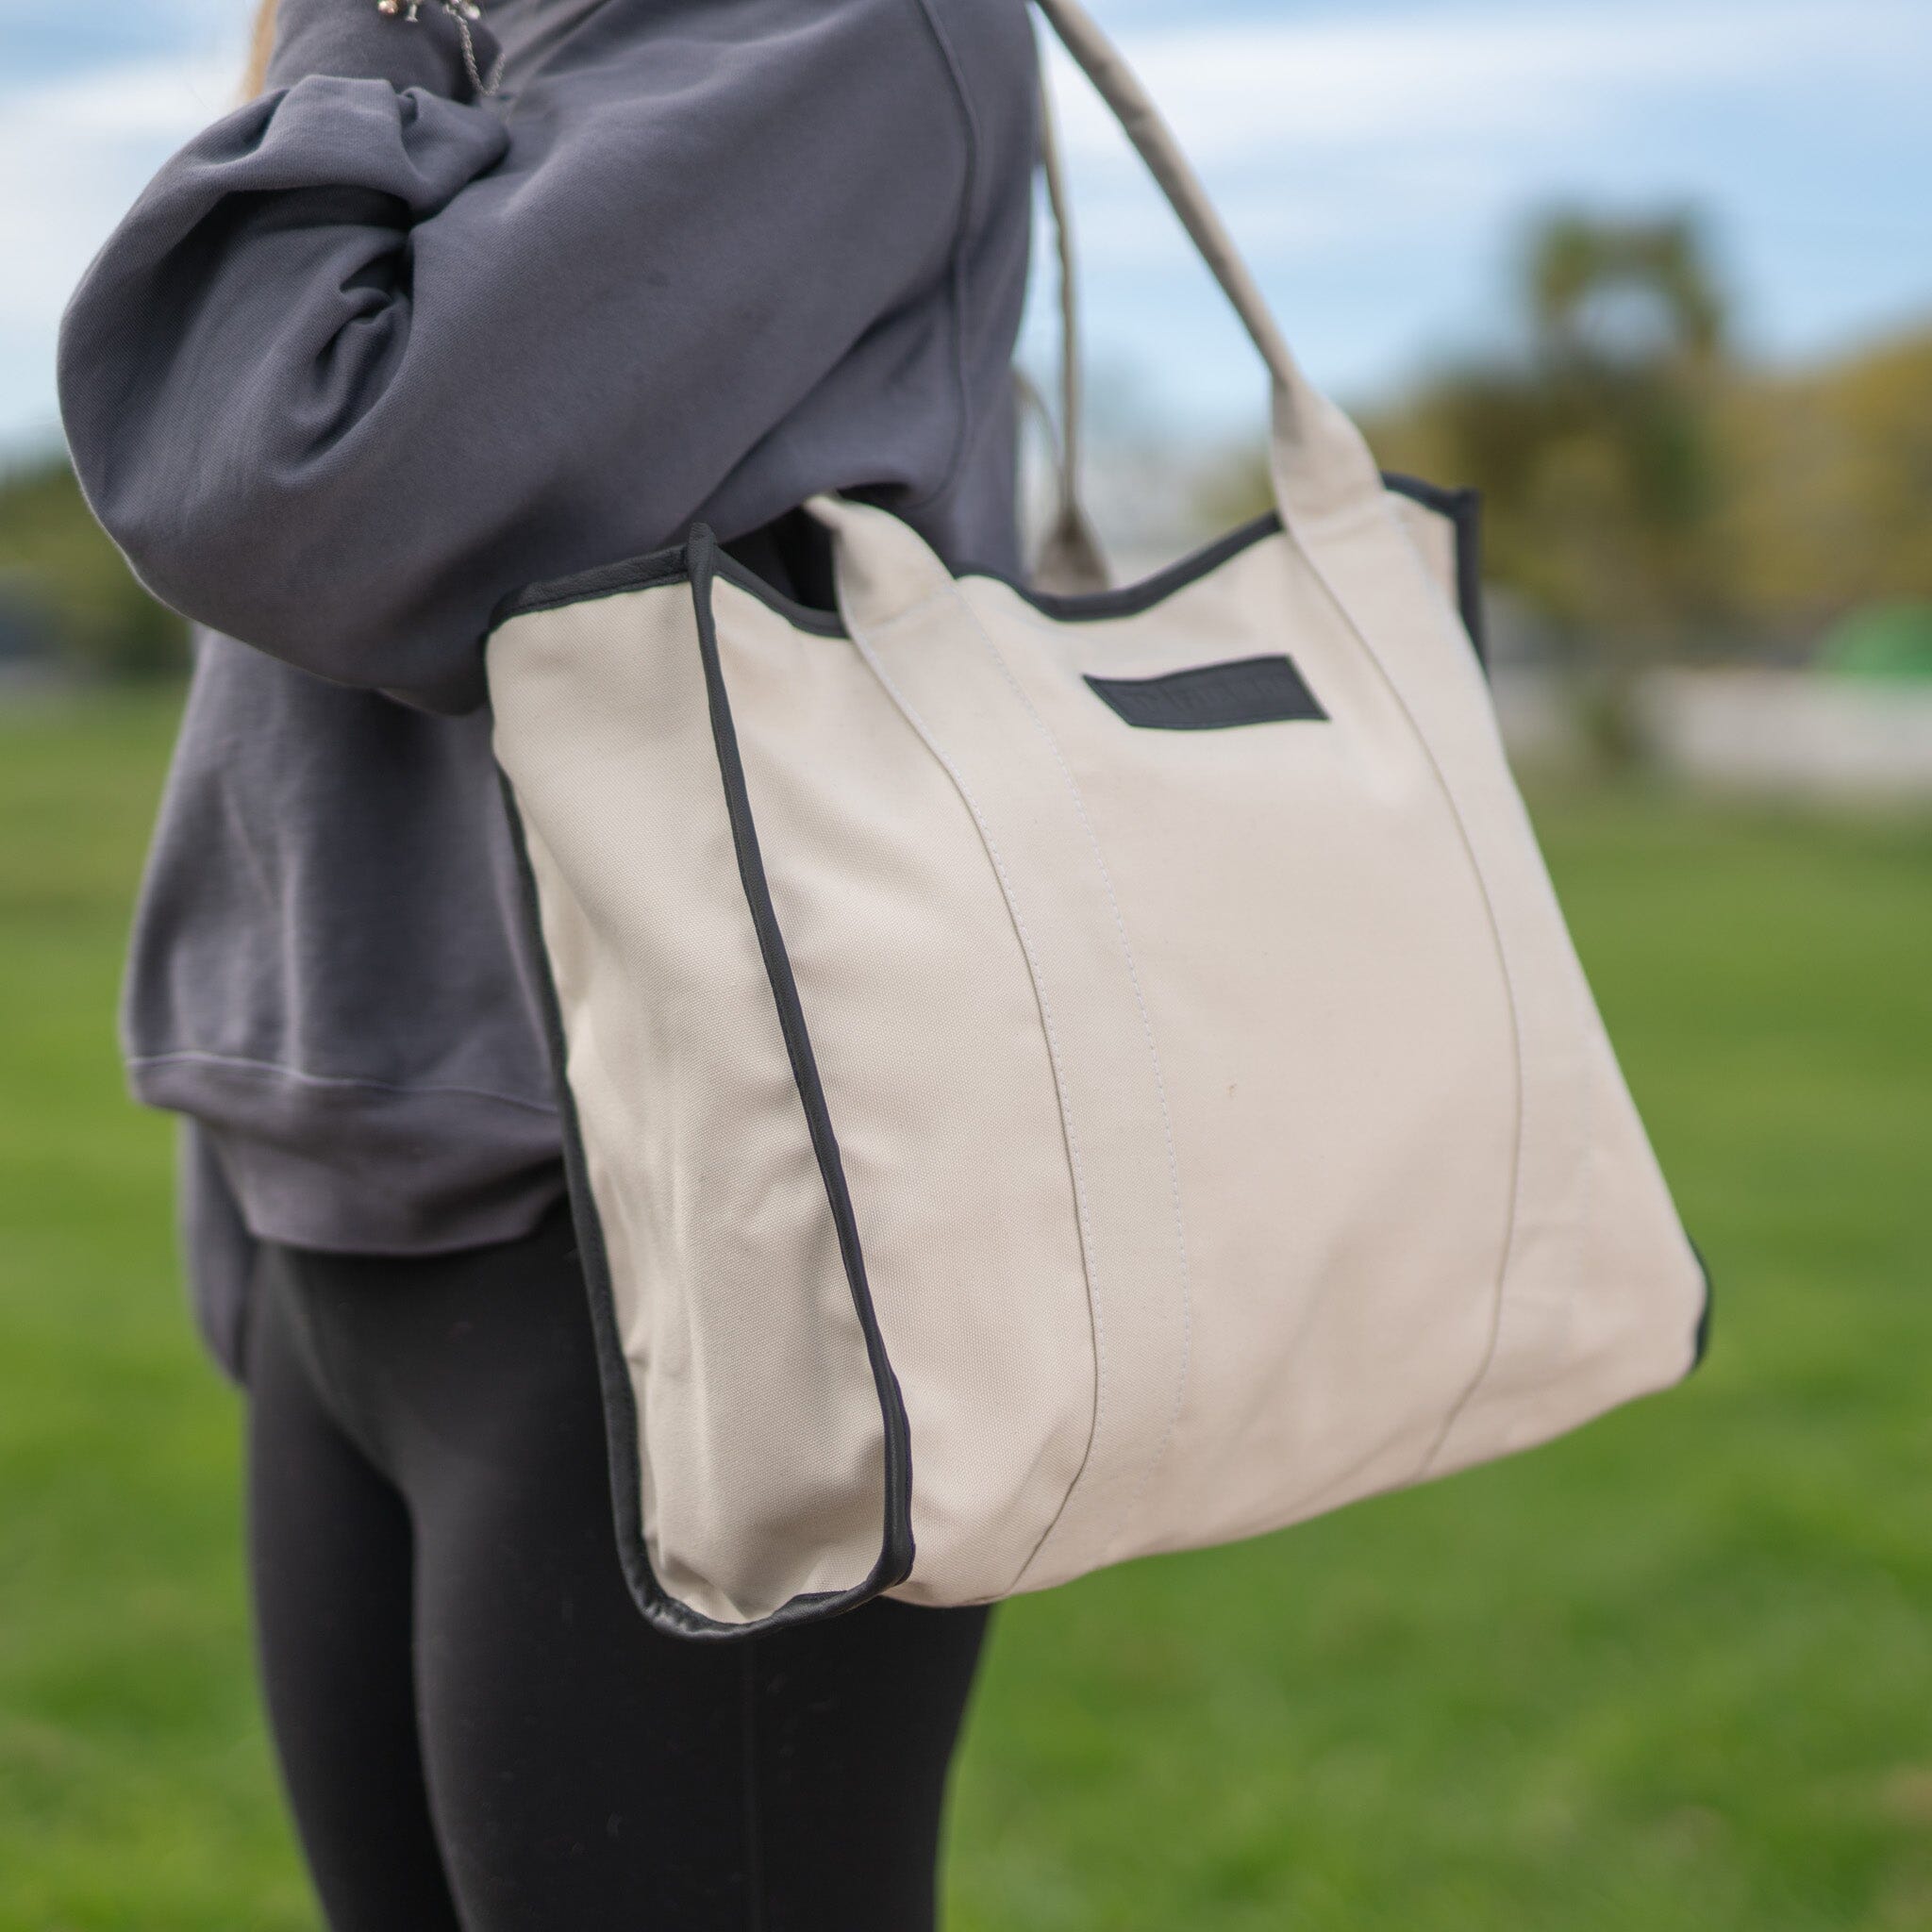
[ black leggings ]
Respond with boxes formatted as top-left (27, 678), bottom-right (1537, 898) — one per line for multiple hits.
top-left (242, 1203), bottom-right (990, 1932)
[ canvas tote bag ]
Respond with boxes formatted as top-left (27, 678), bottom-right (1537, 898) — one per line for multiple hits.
top-left (487, 0), bottom-right (1710, 1639)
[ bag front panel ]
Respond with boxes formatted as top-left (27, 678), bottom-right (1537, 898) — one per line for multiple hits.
top-left (840, 535), bottom-right (1520, 1586)
top-left (814, 489), bottom-right (1701, 1591)
top-left (975, 541), bottom-right (1528, 1564)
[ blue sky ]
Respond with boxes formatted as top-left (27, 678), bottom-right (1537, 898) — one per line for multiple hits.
top-left (4, 0), bottom-right (1929, 455)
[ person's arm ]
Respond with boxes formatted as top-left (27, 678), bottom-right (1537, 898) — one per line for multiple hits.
top-left (58, 0), bottom-right (974, 713)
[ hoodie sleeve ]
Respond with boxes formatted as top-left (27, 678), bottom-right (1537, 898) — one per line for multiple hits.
top-left (57, 0), bottom-right (976, 713)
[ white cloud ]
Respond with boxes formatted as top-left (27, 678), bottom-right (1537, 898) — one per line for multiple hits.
top-left (1047, 0), bottom-right (1928, 264)
top-left (1053, 0), bottom-right (1925, 164)
top-left (1022, 0), bottom-right (1929, 426)
top-left (4, 0), bottom-right (1927, 448)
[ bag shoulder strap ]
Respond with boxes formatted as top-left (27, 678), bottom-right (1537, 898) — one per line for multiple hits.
top-left (1031, 61), bottom-right (1110, 594)
top-left (1026, 0), bottom-right (1385, 550)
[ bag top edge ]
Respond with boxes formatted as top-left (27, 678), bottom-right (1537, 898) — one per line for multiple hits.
top-left (489, 475), bottom-right (1471, 641)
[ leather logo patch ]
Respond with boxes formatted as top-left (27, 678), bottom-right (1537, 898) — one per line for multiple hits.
top-left (1084, 655), bottom-right (1327, 731)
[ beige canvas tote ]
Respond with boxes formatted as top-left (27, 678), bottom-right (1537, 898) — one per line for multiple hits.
top-left (488, 0), bottom-right (1710, 1638)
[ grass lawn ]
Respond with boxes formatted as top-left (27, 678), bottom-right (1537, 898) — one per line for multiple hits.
top-left (2, 691), bottom-right (1928, 1931)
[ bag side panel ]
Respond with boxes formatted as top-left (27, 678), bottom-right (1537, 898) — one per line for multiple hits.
top-left (491, 586), bottom-right (887, 1626)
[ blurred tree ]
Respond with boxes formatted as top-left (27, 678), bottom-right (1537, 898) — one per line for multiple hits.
top-left (1370, 208), bottom-right (1733, 755)
top-left (1194, 205), bottom-right (1932, 755)
top-left (0, 457), bottom-right (187, 681)
top-left (1715, 328), bottom-right (1932, 634)
top-left (1197, 211), bottom-right (1731, 632)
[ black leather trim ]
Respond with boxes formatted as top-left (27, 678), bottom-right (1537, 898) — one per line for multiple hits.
top-left (715, 549), bottom-right (849, 636)
top-left (494, 541), bottom-right (848, 638)
top-left (685, 524), bottom-right (917, 1625)
top-left (491, 543), bottom-right (690, 626)
top-left (1012, 511), bottom-right (1282, 623)
top-left (1384, 472), bottom-right (1487, 667)
top-left (1688, 1239), bottom-right (1714, 1374)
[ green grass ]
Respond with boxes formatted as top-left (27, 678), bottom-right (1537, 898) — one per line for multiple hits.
top-left (3, 692), bottom-right (1928, 1931)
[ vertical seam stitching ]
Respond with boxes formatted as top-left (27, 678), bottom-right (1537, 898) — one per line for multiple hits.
top-left (1288, 508), bottom-right (1533, 1479)
top-left (845, 619), bottom-right (1109, 1597)
top-left (943, 582), bottom-right (1193, 1556)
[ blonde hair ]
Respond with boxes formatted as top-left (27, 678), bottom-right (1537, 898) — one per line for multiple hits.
top-left (244, 1), bottom-right (277, 97)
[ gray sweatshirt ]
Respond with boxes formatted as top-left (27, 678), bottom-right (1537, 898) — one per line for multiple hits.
top-left (58, 0), bottom-right (1038, 1376)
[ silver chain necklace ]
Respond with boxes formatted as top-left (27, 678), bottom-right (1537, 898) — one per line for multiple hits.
top-left (375, 0), bottom-right (507, 98)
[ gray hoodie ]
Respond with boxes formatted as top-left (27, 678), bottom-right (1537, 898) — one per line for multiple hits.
top-left (58, 0), bottom-right (1039, 1375)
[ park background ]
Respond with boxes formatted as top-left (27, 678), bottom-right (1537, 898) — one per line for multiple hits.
top-left (3, 0), bottom-right (1929, 1924)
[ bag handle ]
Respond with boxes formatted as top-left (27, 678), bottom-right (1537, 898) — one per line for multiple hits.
top-left (1030, 61), bottom-right (1110, 593)
top-left (1026, 0), bottom-right (1385, 561)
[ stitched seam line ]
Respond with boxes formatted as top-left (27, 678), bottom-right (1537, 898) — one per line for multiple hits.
top-left (846, 624), bottom-right (1108, 1599)
top-left (946, 582), bottom-right (1193, 1556)
top-left (865, 583), bottom-right (964, 635)
top-left (127, 1050), bottom-right (559, 1117)
top-left (1282, 508), bottom-right (1532, 1480)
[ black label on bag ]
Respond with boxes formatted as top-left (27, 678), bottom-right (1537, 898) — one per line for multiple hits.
top-left (1083, 655), bottom-right (1327, 731)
